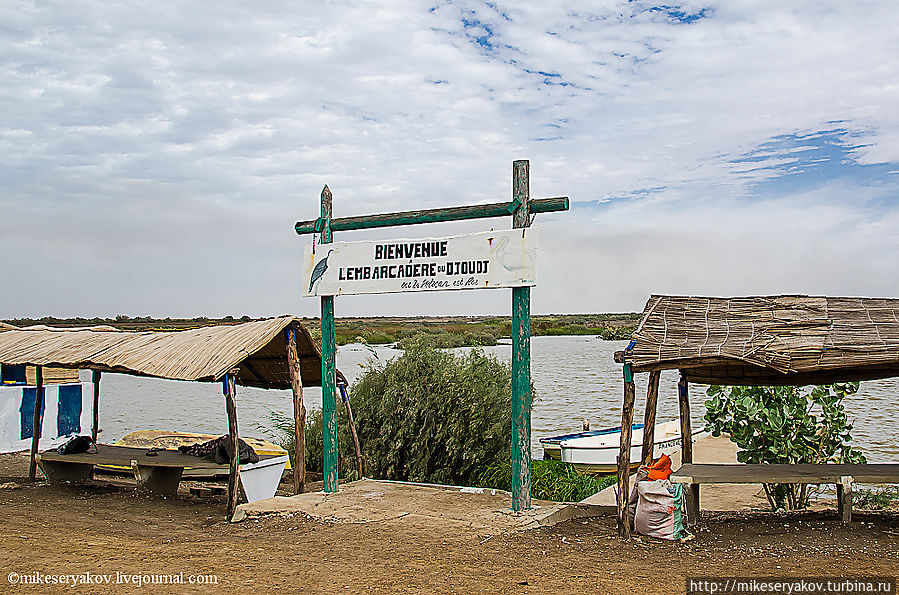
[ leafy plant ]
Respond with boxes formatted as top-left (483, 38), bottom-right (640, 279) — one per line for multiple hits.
top-left (477, 459), bottom-right (615, 502)
top-left (854, 486), bottom-right (899, 510)
top-left (268, 336), bottom-right (520, 486)
top-left (350, 335), bottom-right (514, 485)
top-left (704, 382), bottom-right (866, 510)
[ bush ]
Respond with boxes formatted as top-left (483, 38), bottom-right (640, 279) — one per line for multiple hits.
top-left (350, 336), bottom-right (513, 485)
top-left (396, 330), bottom-right (496, 349)
top-left (704, 382), bottom-right (866, 510)
top-left (269, 336), bottom-right (518, 485)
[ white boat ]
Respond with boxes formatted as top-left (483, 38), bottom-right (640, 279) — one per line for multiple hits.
top-left (542, 420), bottom-right (701, 474)
top-left (100, 430), bottom-right (291, 477)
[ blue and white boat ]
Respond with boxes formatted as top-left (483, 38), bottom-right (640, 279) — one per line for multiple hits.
top-left (541, 420), bottom-right (700, 473)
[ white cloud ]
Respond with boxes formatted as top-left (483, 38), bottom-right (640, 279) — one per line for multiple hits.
top-left (2, 0), bottom-right (898, 317)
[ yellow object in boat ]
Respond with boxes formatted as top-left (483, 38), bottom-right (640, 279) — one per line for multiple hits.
top-left (99, 430), bottom-right (292, 474)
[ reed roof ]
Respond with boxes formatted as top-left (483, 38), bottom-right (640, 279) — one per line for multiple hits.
top-left (0, 317), bottom-right (338, 389)
top-left (619, 295), bottom-right (899, 385)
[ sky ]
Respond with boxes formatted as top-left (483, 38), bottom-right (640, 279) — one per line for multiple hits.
top-left (2, 0), bottom-right (898, 319)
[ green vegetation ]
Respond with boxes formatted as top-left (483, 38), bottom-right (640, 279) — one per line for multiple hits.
top-left (1, 315), bottom-right (254, 331)
top-left (704, 382), bottom-right (866, 511)
top-left (476, 459), bottom-right (616, 502)
top-left (330, 313), bottom-right (638, 346)
top-left (396, 330), bottom-right (498, 349)
top-left (266, 336), bottom-right (512, 484)
top-left (853, 486), bottom-right (899, 510)
top-left (345, 335), bottom-right (513, 485)
top-left (267, 337), bottom-right (607, 501)
top-left (2, 313), bottom-right (639, 346)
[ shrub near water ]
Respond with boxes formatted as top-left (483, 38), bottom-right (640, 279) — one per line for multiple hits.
top-left (351, 336), bottom-right (512, 485)
top-left (269, 337), bottom-right (607, 499)
top-left (267, 337), bottom-right (514, 483)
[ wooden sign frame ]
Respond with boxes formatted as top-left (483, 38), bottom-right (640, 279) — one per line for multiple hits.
top-left (295, 160), bottom-right (568, 511)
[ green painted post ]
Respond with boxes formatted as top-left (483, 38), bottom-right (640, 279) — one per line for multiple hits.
top-left (320, 185), bottom-right (339, 493)
top-left (296, 164), bottom-right (567, 510)
top-left (295, 197), bottom-right (569, 234)
top-left (511, 160), bottom-right (532, 511)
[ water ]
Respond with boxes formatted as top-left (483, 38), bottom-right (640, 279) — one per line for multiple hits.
top-left (84, 336), bottom-right (898, 462)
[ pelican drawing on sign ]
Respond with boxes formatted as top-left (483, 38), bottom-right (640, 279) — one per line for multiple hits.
top-left (308, 250), bottom-right (334, 293)
top-left (491, 234), bottom-right (535, 273)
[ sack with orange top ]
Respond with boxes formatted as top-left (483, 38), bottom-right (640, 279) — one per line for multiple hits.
top-left (633, 478), bottom-right (689, 541)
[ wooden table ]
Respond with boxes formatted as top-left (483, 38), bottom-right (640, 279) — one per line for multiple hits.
top-left (37, 444), bottom-right (288, 501)
top-left (670, 463), bottom-right (899, 523)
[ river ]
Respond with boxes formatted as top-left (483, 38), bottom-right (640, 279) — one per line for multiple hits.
top-left (84, 336), bottom-right (898, 462)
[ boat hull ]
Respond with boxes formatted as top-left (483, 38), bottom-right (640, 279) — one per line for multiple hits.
top-left (542, 421), bottom-right (700, 474)
top-left (96, 430), bottom-right (291, 477)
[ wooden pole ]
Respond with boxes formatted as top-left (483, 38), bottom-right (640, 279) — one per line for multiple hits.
top-left (617, 364), bottom-right (636, 538)
top-left (320, 185), bottom-right (339, 493)
top-left (285, 329), bottom-right (306, 494)
top-left (837, 475), bottom-right (853, 523)
top-left (511, 159), bottom-right (532, 512)
top-left (641, 370), bottom-right (661, 466)
top-left (296, 163), bottom-right (567, 509)
top-left (339, 383), bottom-right (364, 479)
top-left (678, 373), bottom-right (700, 524)
top-left (295, 197), bottom-right (569, 234)
top-left (28, 366), bottom-right (44, 482)
top-left (224, 371), bottom-right (241, 520)
top-left (91, 370), bottom-right (101, 444)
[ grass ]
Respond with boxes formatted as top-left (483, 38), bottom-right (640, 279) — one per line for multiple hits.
top-left (476, 459), bottom-right (615, 502)
top-left (853, 486), bottom-right (899, 510)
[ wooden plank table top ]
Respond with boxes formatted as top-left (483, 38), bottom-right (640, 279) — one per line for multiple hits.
top-left (670, 463), bottom-right (899, 484)
top-left (38, 444), bottom-right (281, 470)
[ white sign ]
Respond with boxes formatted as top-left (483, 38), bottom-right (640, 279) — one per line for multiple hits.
top-left (303, 228), bottom-right (537, 296)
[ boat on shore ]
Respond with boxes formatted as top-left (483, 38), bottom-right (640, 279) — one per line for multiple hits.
top-left (541, 420), bottom-right (702, 474)
top-left (95, 430), bottom-right (291, 478)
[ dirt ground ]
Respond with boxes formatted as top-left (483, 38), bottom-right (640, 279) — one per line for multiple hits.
top-left (1, 452), bottom-right (897, 594)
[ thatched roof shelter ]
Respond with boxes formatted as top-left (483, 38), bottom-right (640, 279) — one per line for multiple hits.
top-left (0, 316), bottom-right (340, 389)
top-left (612, 294), bottom-right (899, 538)
top-left (2, 316), bottom-right (339, 513)
top-left (616, 295), bottom-right (899, 386)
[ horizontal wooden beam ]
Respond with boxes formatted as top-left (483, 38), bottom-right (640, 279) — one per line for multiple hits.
top-left (671, 463), bottom-right (899, 485)
top-left (295, 197), bottom-right (569, 235)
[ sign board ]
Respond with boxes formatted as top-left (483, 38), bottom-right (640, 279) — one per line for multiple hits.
top-left (303, 228), bottom-right (537, 296)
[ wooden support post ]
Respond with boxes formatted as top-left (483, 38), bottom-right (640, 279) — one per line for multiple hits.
top-left (224, 371), bottom-right (241, 520)
top-left (28, 366), bottom-right (44, 481)
top-left (511, 159), bottom-right (532, 512)
top-left (837, 475), bottom-right (853, 523)
top-left (320, 185), bottom-right (339, 493)
top-left (678, 373), bottom-right (700, 524)
top-left (339, 384), bottom-right (364, 479)
top-left (617, 364), bottom-right (636, 538)
top-left (91, 370), bottom-right (101, 444)
top-left (641, 370), bottom-right (661, 466)
top-left (285, 329), bottom-right (306, 494)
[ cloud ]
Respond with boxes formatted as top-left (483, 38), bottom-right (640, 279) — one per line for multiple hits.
top-left (2, 0), bottom-right (898, 317)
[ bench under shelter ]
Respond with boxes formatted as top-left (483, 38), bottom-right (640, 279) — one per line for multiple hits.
top-left (613, 295), bottom-right (899, 537)
top-left (0, 316), bottom-right (340, 519)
